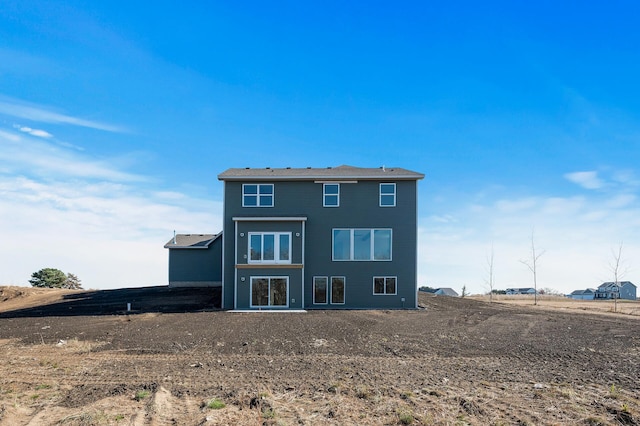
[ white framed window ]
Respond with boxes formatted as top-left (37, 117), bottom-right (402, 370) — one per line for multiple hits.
top-left (313, 276), bottom-right (328, 304)
top-left (250, 276), bottom-right (289, 307)
top-left (323, 183), bottom-right (340, 207)
top-left (330, 276), bottom-right (345, 304)
top-left (379, 183), bottom-right (396, 207)
top-left (249, 232), bottom-right (291, 264)
top-left (243, 184), bottom-right (274, 207)
top-left (332, 228), bottom-right (392, 261)
top-left (373, 276), bottom-right (397, 295)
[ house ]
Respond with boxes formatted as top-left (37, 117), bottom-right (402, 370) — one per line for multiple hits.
top-left (433, 288), bottom-right (459, 297)
top-left (567, 288), bottom-right (596, 300)
top-left (594, 281), bottom-right (637, 301)
top-left (164, 233), bottom-right (222, 287)
top-left (505, 288), bottom-right (537, 295)
top-left (211, 165), bottom-right (424, 310)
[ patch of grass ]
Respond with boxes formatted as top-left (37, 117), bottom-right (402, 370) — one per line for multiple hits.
top-left (35, 384), bottom-right (51, 390)
top-left (400, 390), bottom-right (414, 400)
top-left (263, 408), bottom-right (276, 419)
top-left (608, 384), bottom-right (620, 399)
top-left (206, 398), bottom-right (226, 410)
top-left (114, 414), bottom-right (125, 421)
top-left (397, 409), bottom-right (415, 425)
top-left (30, 394), bottom-right (40, 400)
top-left (134, 390), bottom-right (149, 401)
top-left (355, 385), bottom-right (372, 400)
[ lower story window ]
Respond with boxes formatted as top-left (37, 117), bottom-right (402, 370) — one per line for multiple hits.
top-left (373, 277), bottom-right (397, 295)
top-left (331, 276), bottom-right (345, 304)
top-left (251, 277), bottom-right (288, 307)
top-left (313, 277), bottom-right (328, 304)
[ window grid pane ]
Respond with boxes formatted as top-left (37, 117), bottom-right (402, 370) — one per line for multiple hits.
top-left (314, 277), bottom-right (328, 304)
top-left (331, 277), bottom-right (345, 304)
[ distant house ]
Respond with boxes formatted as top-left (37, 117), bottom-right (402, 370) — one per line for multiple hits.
top-left (567, 288), bottom-right (596, 300)
top-left (433, 288), bottom-right (459, 297)
top-left (594, 281), bottom-right (637, 301)
top-left (505, 288), bottom-right (537, 295)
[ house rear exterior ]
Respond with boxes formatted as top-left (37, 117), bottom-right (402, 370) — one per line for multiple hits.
top-left (217, 165), bottom-right (424, 310)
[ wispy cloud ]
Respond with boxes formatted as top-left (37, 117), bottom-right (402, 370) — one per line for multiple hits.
top-left (14, 125), bottom-right (53, 138)
top-left (564, 171), bottom-right (605, 189)
top-left (0, 129), bottom-right (140, 182)
top-left (0, 96), bottom-right (125, 133)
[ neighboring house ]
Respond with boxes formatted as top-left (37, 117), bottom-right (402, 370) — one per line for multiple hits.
top-left (433, 288), bottom-right (459, 297)
top-left (505, 288), bottom-right (537, 295)
top-left (164, 233), bottom-right (222, 287)
top-left (567, 288), bottom-right (596, 300)
top-left (594, 281), bottom-right (637, 301)
top-left (214, 165), bottom-right (425, 310)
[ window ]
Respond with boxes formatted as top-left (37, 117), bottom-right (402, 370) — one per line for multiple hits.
top-left (313, 277), bottom-right (328, 304)
top-left (332, 229), bottom-right (392, 261)
top-left (380, 183), bottom-right (396, 207)
top-left (323, 183), bottom-right (340, 207)
top-left (331, 277), bottom-right (345, 304)
top-left (249, 232), bottom-right (291, 263)
top-left (251, 277), bottom-right (288, 307)
top-left (243, 184), bottom-right (274, 207)
top-left (373, 277), bottom-right (397, 295)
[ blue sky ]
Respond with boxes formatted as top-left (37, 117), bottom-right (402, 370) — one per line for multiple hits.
top-left (1, 1), bottom-right (639, 294)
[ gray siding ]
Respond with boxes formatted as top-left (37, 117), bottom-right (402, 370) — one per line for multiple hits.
top-left (222, 178), bottom-right (418, 309)
top-left (168, 238), bottom-right (222, 287)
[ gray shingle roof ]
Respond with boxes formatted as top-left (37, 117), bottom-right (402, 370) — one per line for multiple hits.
top-left (164, 233), bottom-right (221, 249)
top-left (218, 165), bottom-right (424, 181)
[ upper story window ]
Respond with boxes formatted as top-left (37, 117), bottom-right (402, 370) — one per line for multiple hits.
top-left (243, 184), bottom-right (274, 207)
top-left (332, 228), bottom-right (392, 261)
top-left (249, 232), bottom-right (291, 264)
top-left (323, 183), bottom-right (340, 207)
top-left (379, 183), bottom-right (396, 207)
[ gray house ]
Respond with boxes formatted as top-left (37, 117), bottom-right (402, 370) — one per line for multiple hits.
top-left (433, 288), bottom-right (459, 297)
top-left (505, 288), bottom-right (536, 295)
top-left (164, 233), bottom-right (222, 287)
top-left (216, 165), bottom-right (424, 310)
top-left (567, 288), bottom-right (596, 300)
top-left (594, 281), bottom-right (637, 300)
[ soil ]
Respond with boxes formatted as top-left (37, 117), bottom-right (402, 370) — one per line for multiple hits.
top-left (0, 286), bottom-right (639, 425)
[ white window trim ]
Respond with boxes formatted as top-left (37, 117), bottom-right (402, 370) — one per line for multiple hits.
top-left (332, 228), bottom-right (393, 261)
top-left (323, 183), bottom-right (340, 207)
top-left (249, 276), bottom-right (289, 308)
top-left (248, 232), bottom-right (292, 264)
top-left (312, 276), bottom-right (328, 305)
top-left (242, 183), bottom-right (274, 207)
top-left (373, 276), bottom-right (398, 295)
top-left (330, 276), bottom-right (346, 305)
top-left (379, 183), bottom-right (396, 207)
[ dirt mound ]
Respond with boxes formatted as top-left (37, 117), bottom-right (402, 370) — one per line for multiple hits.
top-left (0, 291), bottom-right (639, 425)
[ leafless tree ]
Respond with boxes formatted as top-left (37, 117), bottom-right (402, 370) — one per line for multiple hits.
top-left (461, 285), bottom-right (468, 298)
top-left (485, 244), bottom-right (495, 302)
top-left (609, 242), bottom-right (626, 313)
top-left (520, 229), bottom-right (545, 305)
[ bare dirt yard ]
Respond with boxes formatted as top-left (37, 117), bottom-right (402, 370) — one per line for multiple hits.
top-left (1, 286), bottom-right (639, 426)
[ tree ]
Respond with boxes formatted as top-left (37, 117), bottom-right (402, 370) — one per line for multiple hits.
top-left (520, 229), bottom-right (545, 305)
top-left (29, 268), bottom-right (82, 289)
top-left (484, 244), bottom-right (495, 302)
top-left (63, 273), bottom-right (82, 289)
top-left (461, 285), bottom-right (468, 298)
top-left (609, 242), bottom-right (626, 313)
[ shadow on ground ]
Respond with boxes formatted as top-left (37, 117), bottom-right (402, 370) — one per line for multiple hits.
top-left (0, 286), bottom-right (221, 318)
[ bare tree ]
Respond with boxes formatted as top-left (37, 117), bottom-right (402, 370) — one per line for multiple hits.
top-left (485, 244), bottom-right (495, 302)
top-left (609, 242), bottom-right (626, 313)
top-left (520, 229), bottom-right (545, 305)
top-left (461, 285), bottom-right (468, 298)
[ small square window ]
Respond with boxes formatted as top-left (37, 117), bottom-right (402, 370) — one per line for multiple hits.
top-left (373, 277), bottom-right (397, 295)
top-left (379, 183), bottom-right (396, 207)
top-left (323, 183), bottom-right (340, 207)
top-left (243, 184), bottom-right (274, 207)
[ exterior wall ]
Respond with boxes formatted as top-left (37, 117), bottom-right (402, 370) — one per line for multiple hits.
top-left (568, 293), bottom-right (594, 300)
top-left (222, 178), bottom-right (418, 309)
top-left (168, 238), bottom-right (222, 287)
top-left (620, 283), bottom-right (637, 300)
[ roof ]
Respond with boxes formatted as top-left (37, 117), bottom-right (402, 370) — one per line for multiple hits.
top-left (570, 288), bottom-right (596, 295)
top-left (217, 165), bottom-right (424, 181)
top-left (164, 233), bottom-right (221, 249)
top-left (598, 281), bottom-right (636, 289)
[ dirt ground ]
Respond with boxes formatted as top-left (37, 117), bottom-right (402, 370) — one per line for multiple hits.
top-left (0, 286), bottom-right (639, 425)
